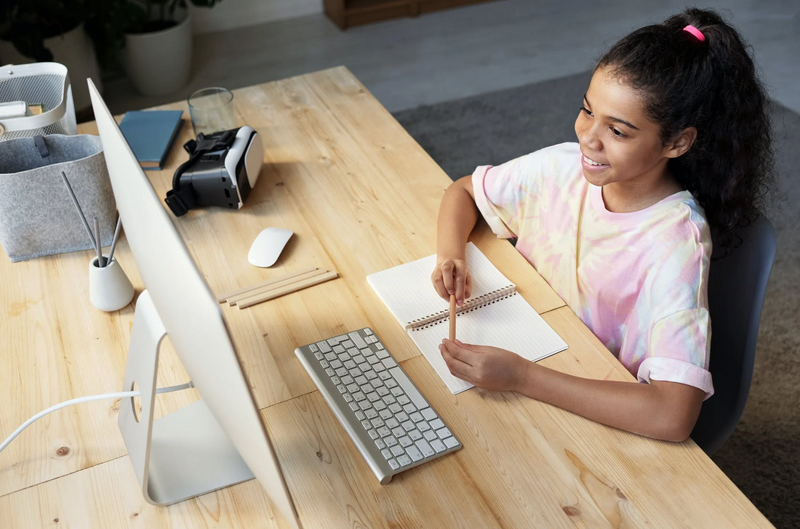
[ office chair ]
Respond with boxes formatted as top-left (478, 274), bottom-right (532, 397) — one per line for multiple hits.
top-left (690, 214), bottom-right (777, 455)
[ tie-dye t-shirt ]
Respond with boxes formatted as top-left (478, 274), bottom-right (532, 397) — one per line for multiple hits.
top-left (472, 142), bottom-right (714, 399)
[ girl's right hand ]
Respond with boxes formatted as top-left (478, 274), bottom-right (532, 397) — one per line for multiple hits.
top-left (431, 258), bottom-right (472, 306)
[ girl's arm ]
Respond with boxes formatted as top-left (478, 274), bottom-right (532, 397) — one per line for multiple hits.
top-left (432, 176), bottom-right (478, 305)
top-left (440, 339), bottom-right (706, 442)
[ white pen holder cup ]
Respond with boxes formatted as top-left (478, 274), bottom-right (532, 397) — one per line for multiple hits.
top-left (89, 256), bottom-right (134, 312)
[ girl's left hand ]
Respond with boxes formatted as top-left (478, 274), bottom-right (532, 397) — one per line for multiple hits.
top-left (439, 339), bottom-right (532, 392)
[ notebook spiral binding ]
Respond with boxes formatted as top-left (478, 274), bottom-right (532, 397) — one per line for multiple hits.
top-left (404, 285), bottom-right (517, 331)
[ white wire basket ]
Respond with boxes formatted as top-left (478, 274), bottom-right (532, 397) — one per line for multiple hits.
top-left (0, 62), bottom-right (77, 141)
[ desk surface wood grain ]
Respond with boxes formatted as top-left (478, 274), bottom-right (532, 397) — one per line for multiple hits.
top-left (0, 66), bottom-right (772, 528)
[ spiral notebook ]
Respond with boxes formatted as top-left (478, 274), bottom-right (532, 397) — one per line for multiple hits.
top-left (367, 243), bottom-right (569, 394)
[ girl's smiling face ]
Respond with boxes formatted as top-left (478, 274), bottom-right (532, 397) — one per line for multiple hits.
top-left (574, 66), bottom-right (695, 203)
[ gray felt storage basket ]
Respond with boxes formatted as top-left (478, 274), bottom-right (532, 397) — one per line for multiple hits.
top-left (0, 134), bottom-right (116, 262)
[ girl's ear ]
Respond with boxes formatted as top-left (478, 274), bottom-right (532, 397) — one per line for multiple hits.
top-left (665, 127), bottom-right (698, 159)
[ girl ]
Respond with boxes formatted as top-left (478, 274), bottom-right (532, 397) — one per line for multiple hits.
top-left (431, 8), bottom-right (774, 442)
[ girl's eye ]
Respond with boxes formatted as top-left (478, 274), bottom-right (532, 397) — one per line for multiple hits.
top-left (610, 127), bottom-right (626, 138)
top-left (580, 106), bottom-right (593, 117)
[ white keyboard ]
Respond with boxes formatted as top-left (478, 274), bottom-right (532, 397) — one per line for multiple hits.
top-left (295, 328), bottom-right (462, 483)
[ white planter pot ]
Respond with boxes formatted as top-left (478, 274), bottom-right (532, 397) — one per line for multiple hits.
top-left (125, 9), bottom-right (193, 96)
top-left (0, 24), bottom-right (103, 113)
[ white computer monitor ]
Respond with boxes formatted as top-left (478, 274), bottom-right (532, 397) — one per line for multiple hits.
top-left (88, 80), bottom-right (301, 529)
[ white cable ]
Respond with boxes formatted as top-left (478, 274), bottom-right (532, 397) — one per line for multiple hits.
top-left (0, 381), bottom-right (194, 455)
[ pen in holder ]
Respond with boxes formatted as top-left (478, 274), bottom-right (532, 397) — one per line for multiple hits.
top-left (89, 256), bottom-right (134, 312)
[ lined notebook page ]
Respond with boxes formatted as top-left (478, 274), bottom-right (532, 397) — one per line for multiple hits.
top-left (367, 242), bottom-right (513, 327)
top-left (411, 294), bottom-right (569, 393)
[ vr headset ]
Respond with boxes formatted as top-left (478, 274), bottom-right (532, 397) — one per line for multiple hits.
top-left (165, 126), bottom-right (263, 217)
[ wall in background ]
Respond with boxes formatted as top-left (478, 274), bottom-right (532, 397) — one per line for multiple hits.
top-left (190, 0), bottom-right (322, 35)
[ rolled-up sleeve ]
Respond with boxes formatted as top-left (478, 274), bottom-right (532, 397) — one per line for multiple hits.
top-left (638, 308), bottom-right (714, 400)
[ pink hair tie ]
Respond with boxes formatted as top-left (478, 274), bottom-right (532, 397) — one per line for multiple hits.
top-left (683, 24), bottom-right (706, 42)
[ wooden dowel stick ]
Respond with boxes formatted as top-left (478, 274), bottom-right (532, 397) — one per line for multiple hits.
top-left (449, 294), bottom-right (456, 342)
top-left (227, 268), bottom-right (328, 305)
top-left (237, 271), bottom-right (339, 309)
top-left (217, 266), bottom-right (318, 303)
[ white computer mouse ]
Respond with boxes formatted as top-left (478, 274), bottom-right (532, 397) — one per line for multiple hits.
top-left (248, 227), bottom-right (294, 267)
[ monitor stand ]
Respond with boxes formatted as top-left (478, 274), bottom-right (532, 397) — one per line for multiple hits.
top-left (118, 290), bottom-right (255, 505)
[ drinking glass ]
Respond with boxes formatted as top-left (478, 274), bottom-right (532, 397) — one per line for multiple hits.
top-left (188, 87), bottom-right (237, 135)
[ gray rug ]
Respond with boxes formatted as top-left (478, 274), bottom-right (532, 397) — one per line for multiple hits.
top-left (393, 71), bottom-right (799, 528)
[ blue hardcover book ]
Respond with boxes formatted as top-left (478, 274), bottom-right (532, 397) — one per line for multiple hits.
top-left (118, 110), bottom-right (184, 170)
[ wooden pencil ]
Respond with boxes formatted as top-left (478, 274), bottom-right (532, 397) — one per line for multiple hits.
top-left (226, 268), bottom-right (327, 305)
top-left (449, 294), bottom-right (456, 342)
top-left (217, 266), bottom-right (318, 303)
top-left (237, 270), bottom-right (339, 309)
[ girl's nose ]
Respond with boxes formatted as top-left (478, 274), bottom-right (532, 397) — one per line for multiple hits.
top-left (579, 125), bottom-right (602, 152)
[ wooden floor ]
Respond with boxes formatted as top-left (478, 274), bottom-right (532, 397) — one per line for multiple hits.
top-left (102, 0), bottom-right (800, 116)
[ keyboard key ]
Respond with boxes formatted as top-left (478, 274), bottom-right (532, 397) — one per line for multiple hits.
top-left (325, 368), bottom-right (335, 377)
top-left (344, 360), bottom-right (356, 369)
top-left (377, 426), bottom-right (391, 438)
top-left (401, 421), bottom-right (415, 432)
top-left (370, 418), bottom-right (384, 428)
top-left (368, 356), bottom-right (381, 365)
top-left (353, 392), bottom-right (366, 402)
top-left (403, 403), bottom-right (416, 414)
top-left (364, 328), bottom-right (373, 335)
top-left (349, 402), bottom-right (359, 412)
top-left (375, 401), bottom-right (388, 412)
top-left (343, 394), bottom-right (353, 403)
top-left (444, 437), bottom-right (459, 449)
top-left (381, 449), bottom-right (393, 460)
top-left (365, 409), bottom-right (378, 419)
top-left (379, 408), bottom-right (391, 419)
top-left (365, 371), bottom-right (378, 380)
top-left (376, 342), bottom-right (384, 350)
top-left (376, 350), bottom-right (390, 360)
top-left (386, 418), bottom-right (399, 429)
top-left (388, 403), bottom-right (402, 414)
top-left (330, 360), bottom-right (342, 369)
top-left (430, 439), bottom-right (446, 453)
top-left (382, 358), bottom-right (398, 369)
top-left (358, 401), bottom-right (372, 411)
top-left (409, 429), bottom-right (422, 441)
top-left (355, 411), bottom-right (366, 421)
top-left (386, 436), bottom-right (398, 447)
top-left (342, 340), bottom-right (354, 348)
top-left (331, 376), bottom-right (341, 385)
top-left (347, 348), bottom-right (359, 357)
top-left (399, 436), bottom-right (412, 447)
top-left (368, 430), bottom-right (379, 440)
top-left (386, 379), bottom-right (398, 389)
top-left (397, 395), bottom-right (411, 406)
top-left (367, 392), bottom-right (380, 403)
top-left (396, 412), bottom-right (409, 423)
top-left (355, 376), bottom-right (368, 386)
top-left (335, 368), bottom-right (348, 377)
top-left (374, 363), bottom-right (387, 373)
top-left (317, 342), bottom-right (331, 353)
top-left (326, 338), bottom-right (338, 347)
top-left (379, 371), bottom-right (392, 381)
top-left (391, 387), bottom-right (404, 397)
top-left (375, 439), bottom-right (386, 450)
top-left (406, 445), bottom-right (423, 462)
top-left (347, 384), bottom-right (359, 394)
top-left (397, 455), bottom-right (412, 467)
top-left (314, 352), bottom-right (323, 360)
top-left (415, 439), bottom-right (435, 458)
top-left (377, 387), bottom-right (390, 397)
top-left (310, 344), bottom-right (318, 352)
top-left (388, 459), bottom-right (399, 470)
top-left (410, 412), bottom-right (423, 423)
top-left (429, 419), bottom-right (444, 431)
top-left (389, 367), bottom-right (429, 410)
top-left (337, 385), bottom-right (346, 394)
top-left (320, 360), bottom-right (330, 368)
top-left (418, 421), bottom-right (430, 432)
top-left (391, 444), bottom-right (405, 457)
top-left (338, 353), bottom-right (350, 362)
top-left (436, 427), bottom-right (453, 440)
top-left (353, 355), bottom-right (365, 365)
top-left (361, 420), bottom-right (371, 430)
top-left (348, 332), bottom-right (367, 349)
top-left (341, 375), bottom-right (354, 385)
top-left (333, 345), bottom-right (345, 354)
top-left (424, 430), bottom-right (437, 441)
top-left (421, 408), bottom-right (437, 421)
top-left (349, 368), bottom-right (362, 378)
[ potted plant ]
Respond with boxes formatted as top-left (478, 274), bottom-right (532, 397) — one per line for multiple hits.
top-left (0, 0), bottom-right (104, 115)
top-left (121, 0), bottom-right (222, 96)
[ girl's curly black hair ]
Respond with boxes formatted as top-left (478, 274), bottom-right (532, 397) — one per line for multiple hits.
top-left (597, 8), bottom-right (775, 250)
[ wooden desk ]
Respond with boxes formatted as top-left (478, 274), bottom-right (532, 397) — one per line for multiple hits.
top-left (0, 67), bottom-right (773, 528)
